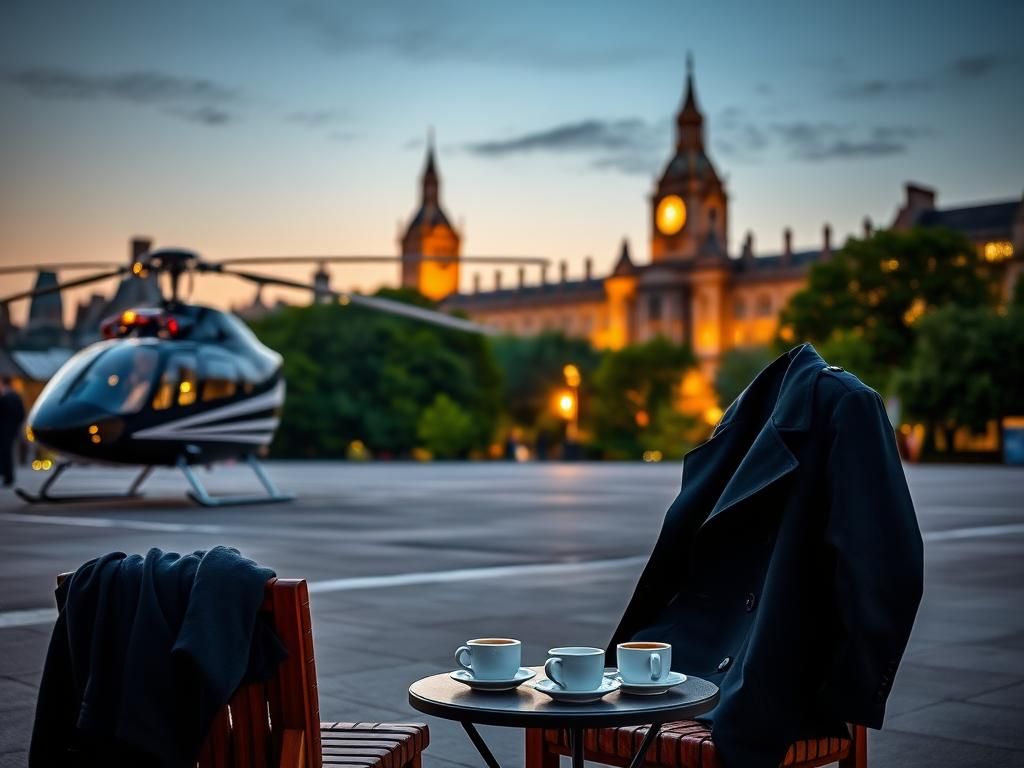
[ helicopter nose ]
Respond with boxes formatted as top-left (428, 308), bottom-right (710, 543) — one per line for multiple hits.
top-left (29, 401), bottom-right (125, 455)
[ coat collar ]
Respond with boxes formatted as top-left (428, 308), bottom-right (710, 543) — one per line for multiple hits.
top-left (715, 343), bottom-right (826, 435)
top-left (688, 344), bottom-right (827, 529)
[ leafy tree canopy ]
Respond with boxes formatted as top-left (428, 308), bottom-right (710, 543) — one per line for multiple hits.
top-left (591, 336), bottom-right (697, 459)
top-left (895, 305), bottom-right (1024, 434)
top-left (780, 227), bottom-right (998, 384)
top-left (491, 332), bottom-right (601, 429)
top-left (714, 345), bottom-right (776, 409)
top-left (247, 290), bottom-right (501, 458)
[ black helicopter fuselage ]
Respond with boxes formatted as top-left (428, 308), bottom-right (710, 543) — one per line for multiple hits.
top-left (27, 304), bottom-right (284, 466)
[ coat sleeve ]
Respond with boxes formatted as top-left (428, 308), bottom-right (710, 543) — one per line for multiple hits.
top-left (822, 387), bottom-right (924, 728)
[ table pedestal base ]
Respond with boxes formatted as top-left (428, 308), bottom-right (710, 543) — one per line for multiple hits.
top-left (462, 722), bottom-right (664, 768)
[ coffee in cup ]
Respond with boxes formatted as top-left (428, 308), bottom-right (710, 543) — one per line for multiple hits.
top-left (544, 647), bottom-right (605, 691)
top-left (617, 641), bottom-right (671, 684)
top-left (455, 638), bottom-right (521, 681)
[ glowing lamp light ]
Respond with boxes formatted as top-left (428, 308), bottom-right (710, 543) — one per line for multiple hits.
top-left (704, 406), bottom-right (724, 426)
top-left (656, 195), bottom-right (687, 235)
top-left (25, 426), bottom-right (34, 443)
top-left (121, 310), bottom-right (137, 324)
top-left (984, 241), bottom-right (1014, 262)
top-left (556, 391), bottom-right (576, 419)
top-left (563, 364), bottom-right (581, 388)
top-left (107, 375), bottom-right (119, 387)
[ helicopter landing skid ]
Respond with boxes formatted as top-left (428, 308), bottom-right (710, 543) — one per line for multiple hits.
top-left (177, 454), bottom-right (294, 507)
top-left (15, 462), bottom-right (153, 504)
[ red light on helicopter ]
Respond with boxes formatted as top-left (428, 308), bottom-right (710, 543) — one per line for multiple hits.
top-left (101, 309), bottom-right (183, 339)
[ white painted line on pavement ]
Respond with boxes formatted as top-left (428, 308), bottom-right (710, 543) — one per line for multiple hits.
top-left (307, 555), bottom-right (648, 594)
top-left (0, 512), bottom-right (224, 534)
top-left (922, 522), bottom-right (1024, 542)
top-left (0, 607), bottom-right (57, 629)
top-left (2, 521), bottom-right (1022, 630)
top-left (0, 556), bottom-right (647, 629)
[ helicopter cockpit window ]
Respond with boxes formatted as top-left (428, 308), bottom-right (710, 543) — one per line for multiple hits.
top-left (152, 353), bottom-right (198, 411)
top-left (65, 344), bottom-right (160, 416)
top-left (200, 355), bottom-right (238, 402)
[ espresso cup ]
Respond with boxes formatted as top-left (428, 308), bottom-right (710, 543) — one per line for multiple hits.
top-left (455, 638), bottom-right (521, 681)
top-left (544, 647), bottom-right (605, 691)
top-left (617, 641), bottom-right (672, 684)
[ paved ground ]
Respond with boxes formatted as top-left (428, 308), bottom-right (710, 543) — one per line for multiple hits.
top-left (0, 461), bottom-right (1022, 767)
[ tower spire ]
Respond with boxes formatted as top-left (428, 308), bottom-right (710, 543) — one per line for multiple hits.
top-left (422, 127), bottom-right (439, 207)
top-left (676, 52), bottom-right (704, 151)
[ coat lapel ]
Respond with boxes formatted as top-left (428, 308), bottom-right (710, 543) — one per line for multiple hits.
top-left (685, 344), bottom-right (825, 531)
top-left (701, 421), bottom-right (797, 528)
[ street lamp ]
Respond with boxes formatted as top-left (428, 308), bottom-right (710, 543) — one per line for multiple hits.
top-left (561, 364), bottom-right (581, 452)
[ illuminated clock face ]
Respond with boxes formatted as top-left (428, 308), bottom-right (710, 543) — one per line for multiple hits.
top-left (656, 195), bottom-right (686, 235)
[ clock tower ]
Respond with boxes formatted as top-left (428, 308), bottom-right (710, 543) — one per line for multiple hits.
top-left (651, 56), bottom-right (728, 262)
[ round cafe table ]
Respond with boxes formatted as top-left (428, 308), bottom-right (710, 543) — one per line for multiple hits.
top-left (408, 666), bottom-right (719, 768)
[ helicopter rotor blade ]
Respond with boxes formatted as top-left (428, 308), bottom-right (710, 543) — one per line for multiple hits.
top-left (0, 267), bottom-right (129, 305)
top-left (215, 255), bottom-right (549, 267)
top-left (216, 266), bottom-right (496, 335)
top-left (0, 261), bottom-right (123, 275)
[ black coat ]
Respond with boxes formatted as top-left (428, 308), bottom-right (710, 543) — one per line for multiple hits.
top-left (30, 547), bottom-right (285, 768)
top-left (607, 344), bottom-right (924, 768)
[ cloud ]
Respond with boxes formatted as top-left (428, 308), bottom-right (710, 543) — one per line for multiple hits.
top-left (464, 118), bottom-right (664, 175)
top-left (834, 53), bottom-right (1005, 100)
top-left (952, 55), bottom-right (1000, 78)
top-left (287, 109), bottom-right (348, 128)
top-left (834, 77), bottom-right (931, 99)
top-left (773, 122), bottom-right (930, 161)
top-left (712, 108), bottom-right (930, 163)
top-left (4, 67), bottom-right (239, 126)
top-left (466, 119), bottom-right (646, 155)
top-left (174, 106), bottom-right (233, 126)
top-left (287, 1), bottom-right (662, 71)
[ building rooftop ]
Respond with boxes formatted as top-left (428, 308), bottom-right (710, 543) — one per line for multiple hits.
top-left (916, 200), bottom-right (1019, 240)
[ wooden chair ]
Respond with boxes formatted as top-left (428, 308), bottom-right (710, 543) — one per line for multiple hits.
top-left (525, 721), bottom-right (866, 768)
top-left (55, 574), bottom-right (429, 768)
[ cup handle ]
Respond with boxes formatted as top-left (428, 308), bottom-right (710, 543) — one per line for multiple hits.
top-left (544, 657), bottom-right (565, 689)
top-left (650, 652), bottom-right (662, 681)
top-left (456, 645), bottom-right (473, 673)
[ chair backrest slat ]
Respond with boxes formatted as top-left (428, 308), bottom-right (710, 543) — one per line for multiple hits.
top-left (55, 572), bottom-right (322, 768)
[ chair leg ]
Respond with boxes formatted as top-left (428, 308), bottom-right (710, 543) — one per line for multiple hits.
top-left (526, 728), bottom-right (560, 768)
top-left (838, 724), bottom-right (867, 768)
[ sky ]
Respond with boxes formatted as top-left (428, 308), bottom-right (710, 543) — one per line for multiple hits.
top-left (1, 0), bottom-right (1022, 325)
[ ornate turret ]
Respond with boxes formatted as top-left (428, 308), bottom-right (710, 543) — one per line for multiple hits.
top-left (400, 130), bottom-right (461, 301)
top-left (650, 55), bottom-right (728, 262)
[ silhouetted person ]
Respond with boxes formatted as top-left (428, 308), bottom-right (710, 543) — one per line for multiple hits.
top-left (0, 377), bottom-right (26, 486)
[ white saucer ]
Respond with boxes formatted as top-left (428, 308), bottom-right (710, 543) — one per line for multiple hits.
top-left (615, 670), bottom-right (687, 696)
top-left (450, 667), bottom-right (536, 691)
top-left (533, 676), bottom-right (621, 703)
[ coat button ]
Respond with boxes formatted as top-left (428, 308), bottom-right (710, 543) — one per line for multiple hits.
top-left (744, 593), bottom-right (757, 612)
top-left (825, 365), bottom-right (844, 372)
top-left (717, 656), bottom-right (732, 672)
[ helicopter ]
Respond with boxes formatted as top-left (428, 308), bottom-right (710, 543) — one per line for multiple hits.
top-left (0, 247), bottom-right (546, 506)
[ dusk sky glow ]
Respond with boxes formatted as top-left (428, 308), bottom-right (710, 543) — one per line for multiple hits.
top-left (1, 0), bottom-right (1021, 323)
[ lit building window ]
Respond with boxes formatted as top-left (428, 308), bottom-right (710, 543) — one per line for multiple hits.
top-left (983, 241), bottom-right (1014, 262)
top-left (756, 294), bottom-right (773, 316)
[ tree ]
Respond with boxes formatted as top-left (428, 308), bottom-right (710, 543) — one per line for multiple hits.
top-left (247, 290), bottom-right (501, 458)
top-left (591, 336), bottom-right (697, 459)
top-left (780, 227), bottom-right (998, 386)
top-left (491, 332), bottom-right (601, 429)
top-left (895, 305), bottom-right (1024, 454)
top-left (417, 394), bottom-right (477, 458)
top-left (714, 345), bottom-right (776, 409)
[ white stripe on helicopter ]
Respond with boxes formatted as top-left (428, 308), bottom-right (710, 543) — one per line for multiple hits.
top-left (132, 381), bottom-right (284, 443)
